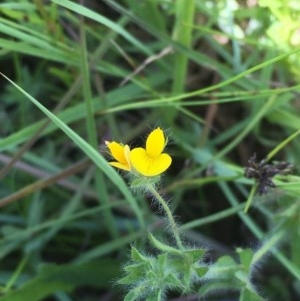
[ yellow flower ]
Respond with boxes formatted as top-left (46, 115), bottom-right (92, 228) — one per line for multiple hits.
top-left (130, 128), bottom-right (172, 177)
top-left (105, 141), bottom-right (131, 171)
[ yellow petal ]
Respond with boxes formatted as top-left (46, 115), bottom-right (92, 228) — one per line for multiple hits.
top-left (106, 141), bottom-right (127, 164)
top-left (130, 148), bottom-right (172, 177)
top-left (146, 127), bottom-right (165, 157)
top-left (123, 145), bottom-right (131, 167)
top-left (109, 161), bottom-right (131, 171)
top-left (106, 141), bottom-right (131, 170)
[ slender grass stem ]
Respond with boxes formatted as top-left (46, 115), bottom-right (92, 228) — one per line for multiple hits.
top-left (79, 14), bottom-right (119, 238)
top-left (172, 0), bottom-right (195, 94)
top-left (4, 255), bottom-right (29, 292)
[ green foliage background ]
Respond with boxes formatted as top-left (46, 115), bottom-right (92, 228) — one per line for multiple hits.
top-left (0, 0), bottom-right (300, 300)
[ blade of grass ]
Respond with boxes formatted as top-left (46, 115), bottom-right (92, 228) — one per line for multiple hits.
top-left (0, 72), bottom-right (145, 231)
top-left (0, 71), bottom-right (169, 152)
top-left (172, 0), bottom-right (195, 94)
top-left (180, 202), bottom-right (245, 231)
top-left (220, 181), bottom-right (300, 281)
top-left (266, 127), bottom-right (300, 161)
top-left (165, 0), bottom-right (195, 123)
top-left (51, 0), bottom-right (152, 56)
top-left (0, 75), bottom-right (82, 180)
top-left (0, 201), bottom-right (125, 247)
top-left (79, 13), bottom-right (119, 238)
top-left (0, 259), bottom-right (120, 301)
top-left (24, 167), bottom-right (94, 253)
top-left (73, 230), bottom-right (142, 264)
top-left (0, 160), bottom-right (90, 208)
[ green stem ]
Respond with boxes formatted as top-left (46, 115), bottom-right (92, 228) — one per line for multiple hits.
top-left (147, 184), bottom-right (184, 250)
top-left (5, 255), bottom-right (29, 292)
top-left (172, 0), bottom-right (195, 94)
top-left (79, 14), bottom-right (119, 238)
top-left (167, 0), bottom-right (195, 123)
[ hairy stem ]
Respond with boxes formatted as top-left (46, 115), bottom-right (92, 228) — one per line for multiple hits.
top-left (147, 184), bottom-right (184, 250)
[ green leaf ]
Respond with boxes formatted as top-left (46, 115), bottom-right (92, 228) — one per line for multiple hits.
top-left (118, 271), bottom-right (141, 285)
top-left (156, 253), bottom-right (168, 275)
top-left (183, 248), bottom-right (207, 262)
top-left (199, 280), bottom-right (242, 298)
top-left (164, 273), bottom-right (185, 289)
top-left (146, 289), bottom-right (165, 301)
top-left (0, 73), bottom-right (144, 230)
top-left (240, 287), bottom-right (265, 301)
top-left (268, 109), bottom-right (300, 131)
top-left (131, 247), bottom-right (149, 262)
top-left (235, 271), bottom-right (248, 283)
top-left (51, 0), bottom-right (151, 55)
top-left (237, 248), bottom-right (254, 270)
top-left (194, 266), bottom-right (209, 278)
top-left (204, 255), bottom-right (239, 280)
top-left (119, 259), bottom-right (151, 284)
top-left (124, 290), bottom-right (139, 301)
top-left (146, 295), bottom-right (158, 301)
